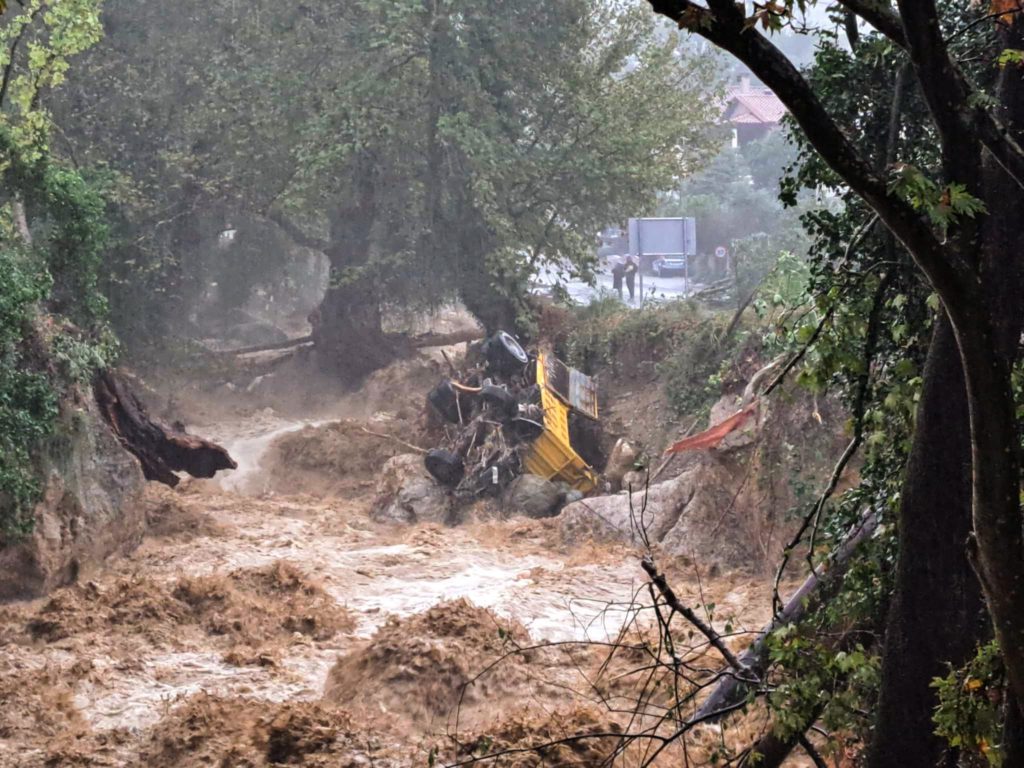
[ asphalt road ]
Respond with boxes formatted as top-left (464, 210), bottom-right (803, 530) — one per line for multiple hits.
top-left (532, 265), bottom-right (698, 306)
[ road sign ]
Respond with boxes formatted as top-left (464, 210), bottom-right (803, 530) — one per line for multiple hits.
top-left (714, 246), bottom-right (727, 259)
top-left (627, 217), bottom-right (697, 257)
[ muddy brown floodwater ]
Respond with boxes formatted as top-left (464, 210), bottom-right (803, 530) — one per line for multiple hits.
top-left (0, 389), bottom-right (788, 767)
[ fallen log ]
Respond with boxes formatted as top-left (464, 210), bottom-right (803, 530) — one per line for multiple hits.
top-left (216, 327), bottom-right (478, 357)
top-left (215, 334), bottom-right (313, 357)
top-left (694, 509), bottom-right (879, 721)
top-left (94, 370), bottom-right (237, 487)
top-left (410, 329), bottom-right (483, 348)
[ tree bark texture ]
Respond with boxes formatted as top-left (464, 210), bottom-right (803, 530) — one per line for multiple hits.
top-left (93, 370), bottom-right (236, 486)
top-left (313, 155), bottom-right (402, 384)
top-left (866, 316), bottom-right (984, 768)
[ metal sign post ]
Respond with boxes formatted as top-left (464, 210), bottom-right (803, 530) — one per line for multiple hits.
top-left (683, 218), bottom-right (688, 297)
top-left (637, 226), bottom-right (644, 306)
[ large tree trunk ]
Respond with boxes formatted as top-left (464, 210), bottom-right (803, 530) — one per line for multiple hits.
top-left (457, 262), bottom-right (523, 337)
top-left (452, 205), bottom-right (526, 337)
top-left (313, 155), bottom-right (401, 385)
top-left (865, 315), bottom-right (984, 768)
top-left (963, 16), bottom-right (1024, 725)
top-left (314, 272), bottom-right (399, 385)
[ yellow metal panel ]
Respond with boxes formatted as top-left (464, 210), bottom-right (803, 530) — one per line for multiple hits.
top-left (524, 353), bottom-right (598, 492)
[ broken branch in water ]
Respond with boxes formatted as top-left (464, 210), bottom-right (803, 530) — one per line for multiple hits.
top-left (358, 426), bottom-right (428, 454)
top-left (94, 369), bottom-right (236, 486)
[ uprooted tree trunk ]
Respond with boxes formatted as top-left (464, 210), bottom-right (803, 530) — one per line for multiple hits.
top-left (93, 370), bottom-right (236, 486)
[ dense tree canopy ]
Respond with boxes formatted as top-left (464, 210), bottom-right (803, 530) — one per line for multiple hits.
top-left (53, 0), bottom-right (724, 375)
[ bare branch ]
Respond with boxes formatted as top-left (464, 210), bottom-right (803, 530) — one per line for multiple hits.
top-left (640, 554), bottom-right (753, 677)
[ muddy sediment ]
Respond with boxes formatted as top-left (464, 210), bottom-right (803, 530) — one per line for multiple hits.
top-left (325, 598), bottom-right (541, 729)
top-left (0, 349), bottom-right (809, 767)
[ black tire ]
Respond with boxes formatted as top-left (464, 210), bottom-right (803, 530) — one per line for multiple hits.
top-left (484, 331), bottom-right (528, 376)
top-left (425, 449), bottom-right (464, 487)
top-left (427, 380), bottom-right (461, 423)
top-left (480, 383), bottom-right (518, 419)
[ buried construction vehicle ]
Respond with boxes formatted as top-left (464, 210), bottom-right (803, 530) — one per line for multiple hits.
top-left (423, 332), bottom-right (600, 506)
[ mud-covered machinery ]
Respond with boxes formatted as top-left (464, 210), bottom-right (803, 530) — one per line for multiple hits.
top-left (522, 352), bottom-right (598, 492)
top-left (423, 332), bottom-right (600, 498)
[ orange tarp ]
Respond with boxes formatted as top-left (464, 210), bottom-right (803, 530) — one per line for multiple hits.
top-left (664, 401), bottom-right (759, 455)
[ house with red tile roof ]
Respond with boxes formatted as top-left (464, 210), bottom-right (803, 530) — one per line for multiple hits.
top-left (724, 76), bottom-right (787, 146)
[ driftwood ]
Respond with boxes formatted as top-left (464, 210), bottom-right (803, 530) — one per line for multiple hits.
top-left (94, 370), bottom-right (237, 487)
top-left (216, 334), bottom-right (313, 357)
top-left (410, 329), bottom-right (482, 348)
top-left (694, 509), bottom-right (879, 721)
top-left (217, 327), bottom-right (479, 358)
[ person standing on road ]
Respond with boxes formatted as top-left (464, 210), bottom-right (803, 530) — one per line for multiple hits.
top-left (624, 255), bottom-right (638, 302)
top-left (611, 258), bottom-right (625, 300)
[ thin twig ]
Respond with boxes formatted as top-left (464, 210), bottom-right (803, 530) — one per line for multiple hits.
top-left (358, 426), bottom-right (427, 454)
top-left (761, 214), bottom-right (879, 399)
top-left (640, 555), bottom-right (752, 676)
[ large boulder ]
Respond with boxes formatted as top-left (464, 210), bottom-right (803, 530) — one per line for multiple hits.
top-left (560, 386), bottom-right (848, 573)
top-left (371, 453), bottom-right (452, 525)
top-left (503, 474), bottom-right (563, 519)
top-left (0, 397), bottom-right (146, 600)
top-left (559, 459), bottom-right (741, 566)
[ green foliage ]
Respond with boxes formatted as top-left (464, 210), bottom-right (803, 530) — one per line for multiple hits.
top-left (721, 11), bottom-right (986, 754)
top-left (54, 0), bottom-right (725, 345)
top-left (562, 298), bottom-right (743, 417)
top-left (933, 641), bottom-right (1007, 767)
top-left (997, 48), bottom-right (1024, 68)
top-left (0, 249), bottom-right (57, 538)
top-left (0, 2), bottom-right (111, 537)
top-left (766, 625), bottom-right (881, 745)
top-left (0, 0), bottom-right (103, 159)
top-left (888, 165), bottom-right (987, 239)
top-left (0, 155), bottom-right (114, 536)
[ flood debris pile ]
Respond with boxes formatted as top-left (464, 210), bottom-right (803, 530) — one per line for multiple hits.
top-left (408, 331), bottom-right (606, 523)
